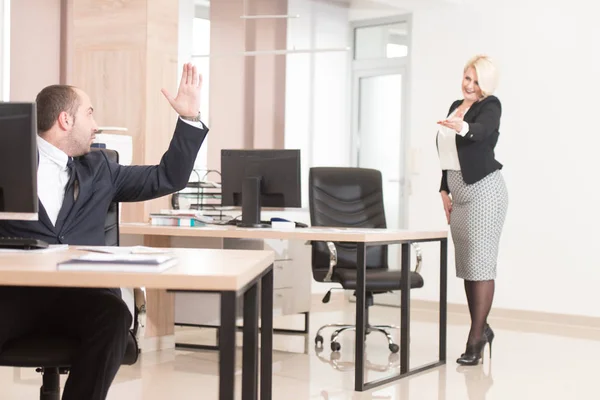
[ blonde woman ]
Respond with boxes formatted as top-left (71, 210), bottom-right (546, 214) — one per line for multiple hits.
top-left (436, 55), bottom-right (508, 365)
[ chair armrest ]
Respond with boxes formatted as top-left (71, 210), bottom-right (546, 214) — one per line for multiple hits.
top-left (307, 241), bottom-right (422, 278)
top-left (323, 241), bottom-right (338, 282)
top-left (132, 288), bottom-right (146, 341)
top-left (305, 240), bottom-right (338, 282)
top-left (411, 243), bottom-right (423, 274)
top-left (134, 288), bottom-right (146, 311)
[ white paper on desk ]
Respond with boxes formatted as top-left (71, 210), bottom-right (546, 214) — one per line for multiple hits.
top-left (0, 244), bottom-right (68, 253)
top-left (76, 245), bottom-right (171, 255)
top-left (58, 253), bottom-right (177, 273)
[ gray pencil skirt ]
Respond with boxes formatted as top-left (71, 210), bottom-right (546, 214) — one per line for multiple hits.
top-left (447, 169), bottom-right (508, 281)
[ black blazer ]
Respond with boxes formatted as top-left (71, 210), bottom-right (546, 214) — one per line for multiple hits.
top-left (0, 118), bottom-right (208, 245)
top-left (437, 95), bottom-right (503, 193)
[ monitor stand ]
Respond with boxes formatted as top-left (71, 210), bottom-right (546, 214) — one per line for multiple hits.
top-left (237, 176), bottom-right (270, 228)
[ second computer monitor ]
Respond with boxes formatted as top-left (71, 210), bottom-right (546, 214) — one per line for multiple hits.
top-left (221, 149), bottom-right (301, 227)
top-left (0, 102), bottom-right (38, 220)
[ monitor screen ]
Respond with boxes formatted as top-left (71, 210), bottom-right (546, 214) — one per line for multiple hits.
top-left (221, 149), bottom-right (301, 208)
top-left (0, 102), bottom-right (38, 220)
top-left (220, 149), bottom-right (301, 227)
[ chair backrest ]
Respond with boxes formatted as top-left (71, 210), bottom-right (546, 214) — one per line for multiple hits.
top-left (308, 167), bottom-right (388, 276)
top-left (90, 148), bottom-right (120, 246)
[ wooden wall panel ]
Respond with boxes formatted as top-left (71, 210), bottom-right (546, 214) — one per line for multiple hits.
top-left (66, 0), bottom-right (179, 222)
top-left (10, 0), bottom-right (62, 101)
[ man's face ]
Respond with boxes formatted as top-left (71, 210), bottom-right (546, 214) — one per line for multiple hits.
top-left (68, 89), bottom-right (98, 156)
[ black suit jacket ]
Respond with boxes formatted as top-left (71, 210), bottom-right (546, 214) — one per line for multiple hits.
top-left (437, 95), bottom-right (503, 193)
top-left (0, 118), bottom-right (208, 245)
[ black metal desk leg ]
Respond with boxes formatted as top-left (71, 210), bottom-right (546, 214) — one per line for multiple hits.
top-left (400, 243), bottom-right (411, 374)
top-left (220, 292), bottom-right (237, 400)
top-left (354, 243), bottom-right (367, 392)
top-left (439, 238), bottom-right (448, 362)
top-left (260, 267), bottom-right (274, 400)
top-left (242, 283), bottom-right (259, 400)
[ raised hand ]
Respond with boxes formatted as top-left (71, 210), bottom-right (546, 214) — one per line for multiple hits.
top-left (161, 63), bottom-right (202, 117)
top-left (437, 109), bottom-right (465, 132)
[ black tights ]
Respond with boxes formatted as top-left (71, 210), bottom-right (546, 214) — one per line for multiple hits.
top-left (464, 279), bottom-right (494, 344)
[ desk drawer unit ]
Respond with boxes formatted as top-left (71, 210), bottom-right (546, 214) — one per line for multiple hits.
top-left (273, 259), bottom-right (293, 289)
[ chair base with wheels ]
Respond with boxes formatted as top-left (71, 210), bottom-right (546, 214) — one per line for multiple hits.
top-left (314, 292), bottom-right (400, 354)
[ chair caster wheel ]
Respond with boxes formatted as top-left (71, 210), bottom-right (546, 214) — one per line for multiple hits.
top-left (315, 335), bottom-right (323, 346)
top-left (389, 344), bottom-right (399, 353)
top-left (331, 342), bottom-right (341, 352)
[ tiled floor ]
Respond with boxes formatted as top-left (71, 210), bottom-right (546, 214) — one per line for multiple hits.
top-left (3, 300), bottom-right (599, 399)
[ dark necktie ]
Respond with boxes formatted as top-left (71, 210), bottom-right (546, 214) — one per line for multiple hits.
top-left (66, 158), bottom-right (79, 201)
top-left (55, 158), bottom-right (77, 230)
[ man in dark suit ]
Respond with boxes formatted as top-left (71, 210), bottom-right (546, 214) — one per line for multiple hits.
top-left (0, 63), bottom-right (209, 399)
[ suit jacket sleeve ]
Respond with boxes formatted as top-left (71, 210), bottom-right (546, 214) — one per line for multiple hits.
top-left (462, 96), bottom-right (501, 142)
top-left (107, 118), bottom-right (209, 203)
top-left (439, 171), bottom-right (450, 194)
top-left (438, 100), bottom-right (461, 194)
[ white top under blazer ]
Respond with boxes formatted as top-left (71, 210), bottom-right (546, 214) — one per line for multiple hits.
top-left (437, 108), bottom-right (470, 171)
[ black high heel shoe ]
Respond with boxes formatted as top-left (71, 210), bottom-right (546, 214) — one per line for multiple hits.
top-left (484, 324), bottom-right (494, 359)
top-left (460, 324), bottom-right (495, 359)
top-left (456, 338), bottom-right (488, 365)
top-left (457, 329), bottom-right (493, 366)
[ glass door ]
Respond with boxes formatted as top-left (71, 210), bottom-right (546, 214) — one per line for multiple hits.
top-left (352, 68), bottom-right (407, 307)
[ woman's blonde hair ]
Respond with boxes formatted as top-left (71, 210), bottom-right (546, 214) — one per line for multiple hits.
top-left (464, 55), bottom-right (499, 98)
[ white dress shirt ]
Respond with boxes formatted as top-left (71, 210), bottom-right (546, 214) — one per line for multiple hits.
top-left (37, 135), bottom-right (72, 226)
top-left (37, 117), bottom-right (204, 226)
top-left (437, 108), bottom-right (470, 171)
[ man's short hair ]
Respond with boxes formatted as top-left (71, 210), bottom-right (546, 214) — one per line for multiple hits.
top-left (35, 85), bottom-right (81, 133)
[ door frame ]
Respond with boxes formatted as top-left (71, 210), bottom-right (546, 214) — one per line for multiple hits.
top-left (349, 14), bottom-right (412, 231)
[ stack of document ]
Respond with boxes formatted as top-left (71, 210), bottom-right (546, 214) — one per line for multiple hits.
top-left (58, 253), bottom-right (177, 273)
top-left (149, 211), bottom-right (208, 227)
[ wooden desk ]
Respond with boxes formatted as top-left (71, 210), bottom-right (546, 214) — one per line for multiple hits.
top-left (120, 223), bottom-right (449, 392)
top-left (0, 247), bottom-right (274, 400)
top-left (122, 223), bottom-right (316, 344)
top-left (121, 223), bottom-right (446, 243)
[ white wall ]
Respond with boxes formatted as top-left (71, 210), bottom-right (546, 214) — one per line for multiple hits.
top-left (191, 17), bottom-right (210, 172)
top-left (406, 0), bottom-right (600, 318)
top-left (285, 0), bottom-right (351, 208)
top-left (179, 0), bottom-right (195, 72)
top-left (348, 3), bottom-right (407, 21)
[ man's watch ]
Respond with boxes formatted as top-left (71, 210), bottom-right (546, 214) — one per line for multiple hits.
top-left (181, 112), bottom-right (201, 122)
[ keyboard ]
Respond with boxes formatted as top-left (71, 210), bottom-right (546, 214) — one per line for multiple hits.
top-left (0, 237), bottom-right (49, 250)
top-left (226, 219), bottom-right (308, 228)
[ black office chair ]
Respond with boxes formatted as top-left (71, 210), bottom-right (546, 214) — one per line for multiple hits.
top-left (309, 167), bottom-right (424, 353)
top-left (0, 149), bottom-right (140, 400)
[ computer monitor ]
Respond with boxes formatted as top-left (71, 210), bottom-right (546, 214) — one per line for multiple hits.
top-left (0, 102), bottom-right (38, 220)
top-left (221, 149), bottom-right (301, 228)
